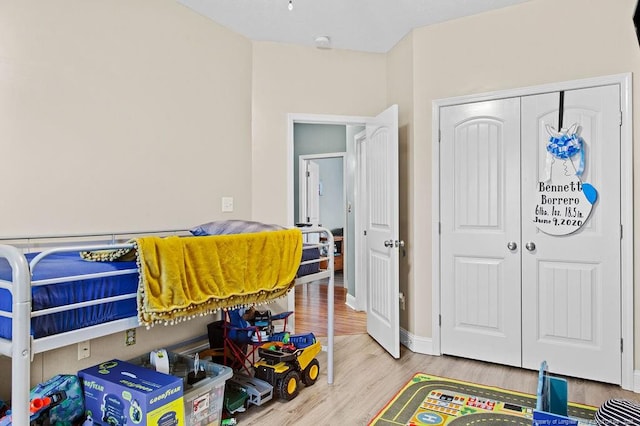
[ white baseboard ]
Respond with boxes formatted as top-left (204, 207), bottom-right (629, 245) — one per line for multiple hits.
top-left (345, 293), bottom-right (358, 311)
top-left (400, 328), bottom-right (437, 355)
top-left (632, 370), bottom-right (640, 393)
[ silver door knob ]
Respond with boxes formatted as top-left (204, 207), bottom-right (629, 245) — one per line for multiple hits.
top-left (507, 241), bottom-right (517, 251)
top-left (395, 240), bottom-right (405, 248)
top-left (525, 242), bottom-right (536, 251)
top-left (384, 240), bottom-right (394, 247)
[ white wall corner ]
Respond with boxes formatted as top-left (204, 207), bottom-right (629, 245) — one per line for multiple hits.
top-left (400, 328), bottom-right (437, 355)
top-left (345, 293), bottom-right (358, 311)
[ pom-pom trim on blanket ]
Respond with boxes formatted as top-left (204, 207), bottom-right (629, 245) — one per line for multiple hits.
top-left (79, 245), bottom-right (136, 262)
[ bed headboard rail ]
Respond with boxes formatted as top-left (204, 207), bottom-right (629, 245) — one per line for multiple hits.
top-left (0, 229), bottom-right (191, 253)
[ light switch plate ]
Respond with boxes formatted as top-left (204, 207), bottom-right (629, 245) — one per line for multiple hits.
top-left (222, 196), bottom-right (234, 212)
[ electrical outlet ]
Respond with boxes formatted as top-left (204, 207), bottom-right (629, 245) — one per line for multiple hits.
top-left (77, 340), bottom-right (90, 360)
top-left (125, 328), bottom-right (136, 346)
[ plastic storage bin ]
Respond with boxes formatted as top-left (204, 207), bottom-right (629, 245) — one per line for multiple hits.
top-left (129, 351), bottom-right (232, 426)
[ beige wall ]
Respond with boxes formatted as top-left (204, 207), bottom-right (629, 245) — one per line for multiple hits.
top-left (386, 33), bottom-right (416, 332)
top-left (407, 0), bottom-right (640, 351)
top-left (251, 42), bottom-right (387, 224)
top-left (0, 0), bottom-right (253, 237)
top-left (0, 0), bottom-right (252, 400)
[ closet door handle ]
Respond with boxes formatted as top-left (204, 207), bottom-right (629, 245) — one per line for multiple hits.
top-left (384, 240), bottom-right (394, 248)
top-left (525, 242), bottom-right (536, 251)
top-left (507, 241), bottom-right (517, 251)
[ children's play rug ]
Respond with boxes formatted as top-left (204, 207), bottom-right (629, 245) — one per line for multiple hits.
top-left (369, 373), bottom-right (597, 425)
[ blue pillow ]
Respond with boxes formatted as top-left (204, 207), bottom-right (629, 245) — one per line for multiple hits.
top-left (190, 220), bottom-right (285, 236)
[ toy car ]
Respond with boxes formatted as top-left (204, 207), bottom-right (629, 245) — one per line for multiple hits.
top-left (253, 333), bottom-right (321, 401)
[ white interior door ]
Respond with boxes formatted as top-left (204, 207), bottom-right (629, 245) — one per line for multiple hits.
top-left (521, 86), bottom-right (621, 384)
top-left (301, 160), bottom-right (320, 225)
top-left (365, 104), bottom-right (400, 359)
top-left (440, 98), bottom-right (523, 366)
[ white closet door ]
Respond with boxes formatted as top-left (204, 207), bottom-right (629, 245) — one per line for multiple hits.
top-left (521, 86), bottom-right (621, 384)
top-left (440, 98), bottom-right (522, 366)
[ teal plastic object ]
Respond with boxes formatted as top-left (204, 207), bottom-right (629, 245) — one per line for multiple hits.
top-left (534, 361), bottom-right (575, 426)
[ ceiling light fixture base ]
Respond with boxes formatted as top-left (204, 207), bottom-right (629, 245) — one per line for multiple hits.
top-left (315, 35), bottom-right (332, 49)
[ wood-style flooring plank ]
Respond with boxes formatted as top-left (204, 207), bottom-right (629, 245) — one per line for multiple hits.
top-left (231, 273), bottom-right (637, 425)
top-left (232, 334), bottom-right (637, 425)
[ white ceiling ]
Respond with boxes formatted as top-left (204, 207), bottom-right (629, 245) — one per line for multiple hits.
top-left (177, 0), bottom-right (532, 53)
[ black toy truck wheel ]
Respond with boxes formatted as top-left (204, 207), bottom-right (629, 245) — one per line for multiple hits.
top-left (302, 358), bottom-right (320, 386)
top-left (277, 370), bottom-right (301, 401)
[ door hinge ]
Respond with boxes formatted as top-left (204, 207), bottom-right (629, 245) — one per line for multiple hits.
top-left (438, 222), bottom-right (441, 235)
top-left (620, 224), bottom-right (623, 240)
top-left (439, 314), bottom-right (442, 327)
top-left (438, 129), bottom-right (441, 143)
top-left (619, 110), bottom-right (623, 126)
top-left (621, 338), bottom-right (624, 353)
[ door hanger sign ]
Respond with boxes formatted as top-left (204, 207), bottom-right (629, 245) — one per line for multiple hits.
top-left (533, 123), bottom-right (598, 235)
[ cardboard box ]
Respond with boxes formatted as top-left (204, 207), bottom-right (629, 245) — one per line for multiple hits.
top-left (78, 359), bottom-right (184, 426)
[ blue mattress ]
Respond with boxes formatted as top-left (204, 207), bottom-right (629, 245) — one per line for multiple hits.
top-left (297, 244), bottom-right (321, 277)
top-left (0, 251), bottom-right (138, 339)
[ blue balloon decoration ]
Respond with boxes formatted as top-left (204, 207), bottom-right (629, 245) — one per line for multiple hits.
top-left (582, 183), bottom-right (598, 205)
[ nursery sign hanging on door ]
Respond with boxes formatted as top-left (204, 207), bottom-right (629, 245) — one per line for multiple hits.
top-left (533, 92), bottom-right (598, 236)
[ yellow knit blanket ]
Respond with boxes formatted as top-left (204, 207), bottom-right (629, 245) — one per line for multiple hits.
top-left (134, 228), bottom-right (303, 327)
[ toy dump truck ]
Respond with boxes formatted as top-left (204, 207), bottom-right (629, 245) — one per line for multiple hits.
top-left (253, 333), bottom-right (321, 401)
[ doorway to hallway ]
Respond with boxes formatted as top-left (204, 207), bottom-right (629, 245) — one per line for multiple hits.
top-left (287, 105), bottom-right (401, 359)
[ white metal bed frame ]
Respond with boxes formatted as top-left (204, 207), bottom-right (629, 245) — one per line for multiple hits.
top-left (0, 226), bottom-right (334, 425)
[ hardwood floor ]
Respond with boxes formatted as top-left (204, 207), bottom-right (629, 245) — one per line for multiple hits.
top-left (231, 272), bottom-right (638, 425)
top-left (294, 272), bottom-right (366, 336)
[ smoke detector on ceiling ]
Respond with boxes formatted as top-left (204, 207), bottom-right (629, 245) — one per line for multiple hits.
top-left (314, 36), bottom-right (332, 49)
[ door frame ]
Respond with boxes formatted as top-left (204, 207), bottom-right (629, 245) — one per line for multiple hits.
top-left (298, 153), bottom-right (348, 288)
top-left (298, 153), bottom-right (346, 226)
top-left (298, 156), bottom-right (320, 225)
top-left (286, 113), bottom-right (372, 315)
top-left (354, 129), bottom-right (368, 311)
top-left (431, 73), bottom-right (634, 390)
